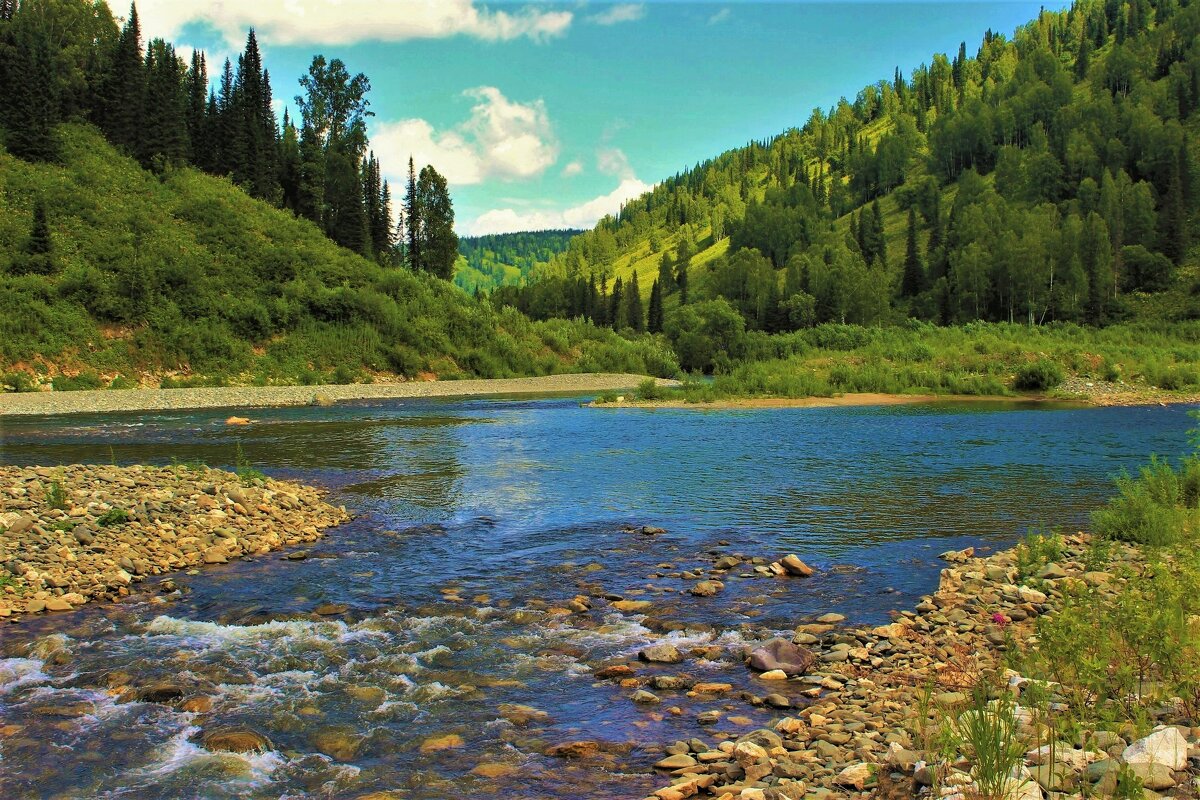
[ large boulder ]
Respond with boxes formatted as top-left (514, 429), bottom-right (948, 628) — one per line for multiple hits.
top-left (202, 728), bottom-right (272, 754)
top-left (780, 555), bottom-right (814, 577)
top-left (639, 643), bottom-right (683, 664)
top-left (748, 638), bottom-right (816, 676)
top-left (1123, 727), bottom-right (1188, 771)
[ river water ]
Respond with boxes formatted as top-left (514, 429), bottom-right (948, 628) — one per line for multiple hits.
top-left (0, 396), bottom-right (1194, 799)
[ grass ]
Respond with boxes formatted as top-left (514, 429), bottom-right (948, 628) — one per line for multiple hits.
top-left (44, 480), bottom-right (67, 510)
top-left (95, 508), bottom-right (129, 527)
top-left (234, 443), bottom-right (266, 486)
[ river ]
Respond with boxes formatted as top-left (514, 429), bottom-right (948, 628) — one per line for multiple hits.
top-left (0, 396), bottom-right (1194, 799)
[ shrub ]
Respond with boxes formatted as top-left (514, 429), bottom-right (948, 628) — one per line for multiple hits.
top-left (52, 372), bottom-right (102, 392)
top-left (1, 371), bottom-right (38, 392)
top-left (1013, 359), bottom-right (1064, 391)
top-left (1092, 458), bottom-right (1196, 546)
top-left (635, 377), bottom-right (664, 401)
top-left (45, 481), bottom-right (68, 510)
top-left (96, 508), bottom-right (130, 527)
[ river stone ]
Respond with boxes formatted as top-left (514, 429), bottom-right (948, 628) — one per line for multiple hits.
top-left (1124, 727), bottom-right (1188, 771)
top-left (748, 639), bottom-right (816, 676)
top-left (639, 644), bottom-right (683, 664)
top-left (202, 728), bottom-right (272, 754)
top-left (312, 726), bottom-right (366, 761)
top-left (1129, 763), bottom-right (1177, 790)
top-left (471, 762), bottom-right (519, 778)
top-left (420, 733), bottom-right (464, 753)
top-left (781, 555), bottom-right (814, 577)
top-left (714, 556), bottom-right (741, 570)
top-left (690, 580), bottom-right (724, 597)
top-left (138, 683), bottom-right (186, 704)
top-left (632, 690), bottom-right (661, 704)
top-left (655, 753), bottom-right (697, 769)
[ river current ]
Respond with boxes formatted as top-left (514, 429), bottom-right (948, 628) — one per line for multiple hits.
top-left (0, 396), bottom-right (1194, 799)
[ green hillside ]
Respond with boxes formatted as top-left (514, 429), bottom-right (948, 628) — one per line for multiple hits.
top-left (508, 0), bottom-right (1200, 335)
top-left (454, 230), bottom-right (581, 295)
top-left (0, 125), bottom-right (677, 388)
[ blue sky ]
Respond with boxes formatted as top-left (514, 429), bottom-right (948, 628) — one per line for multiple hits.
top-left (138, 1), bottom-right (1061, 235)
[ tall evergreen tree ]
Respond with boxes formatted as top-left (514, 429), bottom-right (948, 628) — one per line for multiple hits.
top-left (609, 276), bottom-right (624, 328)
top-left (139, 39), bottom-right (189, 168)
top-left (647, 278), bottom-right (664, 333)
top-left (324, 145), bottom-right (368, 254)
top-left (404, 156), bottom-right (421, 269)
top-left (657, 251), bottom-right (675, 294)
top-left (901, 205), bottom-right (926, 297)
top-left (2, 9), bottom-right (59, 162)
top-left (13, 200), bottom-right (54, 275)
top-left (99, 3), bottom-right (143, 154)
top-left (185, 50), bottom-right (208, 162)
top-left (626, 270), bottom-right (645, 332)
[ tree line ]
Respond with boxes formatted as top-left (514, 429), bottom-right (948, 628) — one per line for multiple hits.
top-left (0, 0), bottom-right (458, 278)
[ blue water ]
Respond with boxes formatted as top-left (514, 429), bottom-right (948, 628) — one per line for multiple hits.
top-left (0, 397), bottom-right (1193, 799)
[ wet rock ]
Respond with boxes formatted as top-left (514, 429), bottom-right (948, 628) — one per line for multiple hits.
top-left (781, 555), bottom-right (814, 577)
top-left (639, 644), bottom-right (683, 664)
top-left (138, 682), bottom-right (187, 704)
top-left (419, 733), bottom-right (464, 753)
top-left (594, 664), bottom-right (636, 680)
top-left (312, 726), bottom-right (366, 761)
top-left (632, 689), bottom-right (662, 704)
top-left (690, 580), bottom-right (724, 597)
top-left (471, 762), bottom-right (518, 778)
top-left (939, 547), bottom-right (974, 563)
top-left (611, 600), bottom-right (652, 612)
top-left (497, 703), bottom-right (549, 726)
top-left (545, 740), bottom-right (601, 759)
top-left (748, 638), bottom-right (816, 676)
top-left (202, 728), bottom-right (272, 754)
top-left (655, 753), bottom-right (697, 769)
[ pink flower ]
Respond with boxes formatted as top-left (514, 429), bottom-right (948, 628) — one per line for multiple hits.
top-left (991, 612), bottom-right (1010, 628)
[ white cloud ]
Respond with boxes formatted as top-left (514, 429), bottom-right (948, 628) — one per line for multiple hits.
top-left (708, 7), bottom-right (732, 25)
top-left (137, 1), bottom-right (573, 48)
top-left (466, 177), bottom-right (653, 235)
top-left (561, 161), bottom-right (584, 178)
top-left (371, 86), bottom-right (559, 186)
top-left (596, 146), bottom-right (636, 178)
top-left (587, 3), bottom-right (645, 26)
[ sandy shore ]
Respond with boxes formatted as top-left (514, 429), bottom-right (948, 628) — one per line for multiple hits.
top-left (0, 373), bottom-right (675, 417)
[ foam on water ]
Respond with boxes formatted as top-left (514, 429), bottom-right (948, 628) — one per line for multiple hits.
top-left (120, 724), bottom-right (286, 790)
top-left (0, 657), bottom-right (49, 695)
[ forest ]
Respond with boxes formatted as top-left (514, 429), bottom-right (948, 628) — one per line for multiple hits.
top-left (455, 230), bottom-right (581, 295)
top-left (495, 0), bottom-right (1200, 352)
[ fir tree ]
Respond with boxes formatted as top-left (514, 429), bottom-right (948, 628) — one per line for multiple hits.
top-left (185, 50), bottom-right (208, 162)
top-left (404, 157), bottom-right (421, 270)
top-left (609, 276), bottom-right (623, 328)
top-left (140, 39), bottom-right (189, 168)
top-left (2, 11), bottom-right (59, 162)
top-left (626, 270), bottom-right (644, 332)
top-left (99, 3), bottom-right (144, 155)
top-left (901, 206), bottom-right (926, 297)
top-left (13, 200), bottom-right (55, 275)
top-left (657, 251), bottom-right (675, 293)
top-left (647, 278), bottom-right (664, 333)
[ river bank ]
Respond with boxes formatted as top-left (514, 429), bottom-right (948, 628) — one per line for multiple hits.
top-left (637, 534), bottom-right (1195, 800)
top-left (0, 464), bottom-right (350, 619)
top-left (0, 373), bottom-right (677, 417)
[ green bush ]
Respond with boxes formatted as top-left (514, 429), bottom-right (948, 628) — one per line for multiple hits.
top-left (1092, 458), bottom-right (1197, 546)
top-left (52, 372), bottom-right (102, 391)
top-left (96, 508), bottom-right (130, 527)
top-left (635, 377), bottom-right (664, 401)
top-left (1013, 359), bottom-right (1065, 391)
top-left (1, 371), bottom-right (38, 392)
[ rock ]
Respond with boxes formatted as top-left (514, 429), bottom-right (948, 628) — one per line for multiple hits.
top-left (594, 664), bottom-right (635, 680)
top-left (748, 638), bottom-right (816, 676)
top-left (44, 597), bottom-right (73, 612)
top-left (1128, 762), bottom-right (1176, 791)
top-left (612, 600), bottom-right (652, 612)
top-left (690, 580), bottom-right (724, 597)
top-left (781, 555), bottom-right (814, 577)
top-left (202, 728), bottom-right (272, 754)
top-left (138, 683), bottom-right (186, 704)
top-left (734, 740), bottom-right (769, 767)
top-left (655, 753), bottom-right (698, 769)
top-left (834, 763), bottom-right (875, 790)
top-left (639, 644), bottom-right (683, 664)
top-left (641, 526), bottom-right (667, 535)
top-left (545, 741), bottom-right (601, 759)
top-left (632, 690), bottom-right (661, 704)
top-left (1124, 727), bottom-right (1188, 771)
top-left (314, 603), bottom-right (349, 615)
top-left (940, 547), bottom-right (974, 562)
top-left (1037, 562), bottom-right (1068, 580)
top-left (224, 417), bottom-right (251, 426)
top-left (1032, 761), bottom-right (1077, 792)
top-left (311, 393), bottom-right (335, 407)
top-left (312, 726), bottom-right (365, 761)
top-left (758, 669), bottom-right (788, 681)
top-left (471, 762), bottom-right (518, 779)
top-left (714, 556), bottom-right (741, 570)
top-left (815, 612), bottom-right (845, 624)
top-left (419, 733), bottom-right (464, 753)
top-left (497, 703), bottom-right (549, 726)
top-left (345, 686), bottom-right (386, 706)
top-left (764, 693), bottom-right (791, 708)
top-left (1018, 585), bottom-right (1048, 604)
top-left (692, 682), bottom-right (733, 694)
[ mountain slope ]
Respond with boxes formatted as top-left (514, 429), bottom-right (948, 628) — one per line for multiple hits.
top-left (454, 230), bottom-right (582, 294)
top-left (0, 125), bottom-right (677, 387)
top-left (517, 0), bottom-right (1200, 330)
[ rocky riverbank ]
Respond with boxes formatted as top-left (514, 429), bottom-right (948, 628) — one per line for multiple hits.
top-left (632, 534), bottom-right (1197, 800)
top-left (0, 373), bottom-right (678, 417)
top-left (0, 465), bottom-right (350, 619)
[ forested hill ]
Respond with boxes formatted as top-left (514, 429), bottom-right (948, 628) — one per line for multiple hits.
top-left (504, 0), bottom-right (1200, 332)
top-left (455, 230), bottom-right (583, 295)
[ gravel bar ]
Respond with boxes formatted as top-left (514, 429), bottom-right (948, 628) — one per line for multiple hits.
top-left (0, 373), bottom-right (674, 417)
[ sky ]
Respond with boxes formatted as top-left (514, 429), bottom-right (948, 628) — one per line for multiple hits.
top-left (135, 1), bottom-right (1063, 236)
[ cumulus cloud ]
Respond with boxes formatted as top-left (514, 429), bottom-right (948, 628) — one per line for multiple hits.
top-left (561, 161), bottom-right (584, 178)
top-left (371, 87), bottom-right (559, 186)
top-left (137, 0), bottom-right (573, 47)
top-left (466, 177), bottom-right (653, 235)
top-left (596, 146), bottom-right (636, 178)
top-left (587, 3), bottom-right (645, 26)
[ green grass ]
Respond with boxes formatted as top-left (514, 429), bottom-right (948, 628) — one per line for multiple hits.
top-left (95, 508), bottom-right (130, 527)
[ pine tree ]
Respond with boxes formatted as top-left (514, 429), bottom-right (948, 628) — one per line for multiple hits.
top-left (2, 11), bottom-right (59, 162)
top-left (647, 278), bottom-right (664, 333)
top-left (676, 259), bottom-right (689, 304)
top-left (140, 39), bottom-right (189, 168)
top-left (870, 199), bottom-right (887, 267)
top-left (657, 251), bottom-right (675, 294)
top-left (185, 50), bottom-right (208, 162)
top-left (901, 206), bottom-right (926, 297)
top-left (13, 200), bottom-right (54, 275)
top-left (99, 4), bottom-right (144, 154)
top-left (324, 145), bottom-right (369, 255)
top-left (609, 276), bottom-right (624, 328)
top-left (626, 270), bottom-right (645, 332)
top-left (296, 119), bottom-right (325, 225)
top-left (404, 157), bottom-right (421, 270)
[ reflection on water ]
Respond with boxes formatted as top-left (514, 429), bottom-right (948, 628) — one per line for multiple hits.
top-left (0, 397), bottom-right (1195, 799)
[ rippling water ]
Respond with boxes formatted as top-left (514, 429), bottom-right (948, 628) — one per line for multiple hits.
top-left (0, 396), bottom-right (1194, 799)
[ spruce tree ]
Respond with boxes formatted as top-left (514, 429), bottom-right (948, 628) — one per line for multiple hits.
top-left (140, 39), bottom-right (189, 168)
top-left (870, 199), bottom-right (887, 267)
top-left (100, 4), bottom-right (144, 155)
top-left (626, 270), bottom-right (645, 332)
top-left (404, 157), bottom-right (421, 270)
top-left (657, 251), bottom-right (675, 293)
top-left (296, 119), bottom-right (325, 225)
top-left (185, 50), bottom-right (208, 162)
top-left (14, 200), bottom-right (54, 275)
top-left (324, 145), bottom-right (369, 255)
top-left (3, 12), bottom-right (59, 162)
top-left (609, 276), bottom-right (623, 328)
top-left (647, 278), bottom-right (664, 333)
top-left (901, 206), bottom-right (926, 297)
